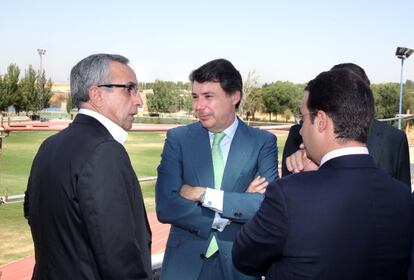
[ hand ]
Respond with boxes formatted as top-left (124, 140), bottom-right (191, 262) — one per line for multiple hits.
top-left (246, 176), bottom-right (268, 194)
top-left (179, 184), bottom-right (206, 202)
top-left (285, 143), bottom-right (319, 173)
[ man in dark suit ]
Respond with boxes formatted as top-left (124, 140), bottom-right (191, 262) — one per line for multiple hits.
top-left (24, 54), bottom-right (152, 279)
top-left (282, 63), bottom-right (411, 188)
top-left (156, 59), bottom-right (278, 280)
top-left (233, 69), bottom-right (414, 279)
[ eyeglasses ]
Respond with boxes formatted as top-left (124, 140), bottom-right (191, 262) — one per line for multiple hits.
top-left (97, 83), bottom-right (138, 96)
top-left (295, 111), bottom-right (316, 123)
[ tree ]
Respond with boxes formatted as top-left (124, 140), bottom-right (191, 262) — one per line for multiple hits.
top-left (261, 81), bottom-right (293, 121)
top-left (181, 93), bottom-right (193, 115)
top-left (37, 71), bottom-right (53, 111)
top-left (243, 87), bottom-right (263, 121)
top-left (18, 67), bottom-right (53, 114)
top-left (0, 75), bottom-right (4, 111)
top-left (371, 83), bottom-right (400, 119)
top-left (241, 70), bottom-right (260, 119)
top-left (1, 64), bottom-right (20, 112)
top-left (19, 66), bottom-right (37, 113)
top-left (66, 94), bottom-right (74, 114)
top-left (146, 80), bottom-right (177, 114)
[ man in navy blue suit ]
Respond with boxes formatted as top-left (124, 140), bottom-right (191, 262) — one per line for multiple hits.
top-left (232, 68), bottom-right (414, 279)
top-left (282, 63), bottom-right (411, 189)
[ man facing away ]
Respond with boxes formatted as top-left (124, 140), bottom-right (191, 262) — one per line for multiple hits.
top-left (24, 54), bottom-right (152, 279)
top-left (233, 68), bottom-right (414, 279)
top-left (156, 58), bottom-right (278, 280)
top-left (282, 63), bottom-right (411, 189)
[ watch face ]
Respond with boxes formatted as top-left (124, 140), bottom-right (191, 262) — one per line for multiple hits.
top-left (200, 191), bottom-right (206, 203)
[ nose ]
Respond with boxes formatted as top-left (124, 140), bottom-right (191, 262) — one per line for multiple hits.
top-left (133, 92), bottom-right (143, 108)
top-left (193, 98), bottom-right (204, 111)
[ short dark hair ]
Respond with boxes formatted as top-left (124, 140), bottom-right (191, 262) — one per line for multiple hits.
top-left (307, 69), bottom-right (374, 143)
top-left (331, 63), bottom-right (370, 86)
top-left (189, 58), bottom-right (243, 108)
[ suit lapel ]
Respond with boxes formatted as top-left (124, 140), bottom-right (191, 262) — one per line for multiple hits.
top-left (367, 120), bottom-right (383, 166)
top-left (187, 123), bottom-right (215, 188)
top-left (221, 120), bottom-right (252, 192)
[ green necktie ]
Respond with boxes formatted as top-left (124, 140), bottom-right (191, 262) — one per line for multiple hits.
top-left (205, 131), bottom-right (226, 257)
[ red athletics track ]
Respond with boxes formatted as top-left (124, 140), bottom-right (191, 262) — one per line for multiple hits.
top-left (0, 212), bottom-right (170, 280)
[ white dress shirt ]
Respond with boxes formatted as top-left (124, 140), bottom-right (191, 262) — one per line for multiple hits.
top-left (202, 117), bottom-right (239, 231)
top-left (78, 109), bottom-right (128, 145)
top-left (320, 146), bottom-right (369, 166)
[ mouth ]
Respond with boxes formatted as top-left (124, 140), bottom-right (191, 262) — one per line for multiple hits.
top-left (197, 114), bottom-right (210, 120)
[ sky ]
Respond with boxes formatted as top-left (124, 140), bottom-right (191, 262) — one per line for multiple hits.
top-left (1, 0), bottom-right (414, 85)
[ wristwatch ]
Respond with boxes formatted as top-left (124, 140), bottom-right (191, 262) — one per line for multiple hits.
top-left (199, 191), bottom-right (206, 204)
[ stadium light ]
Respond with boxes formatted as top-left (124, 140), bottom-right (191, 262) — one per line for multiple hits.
top-left (395, 47), bottom-right (414, 129)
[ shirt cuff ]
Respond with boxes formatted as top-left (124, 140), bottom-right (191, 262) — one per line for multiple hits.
top-left (211, 212), bottom-right (230, 232)
top-left (202, 188), bottom-right (224, 212)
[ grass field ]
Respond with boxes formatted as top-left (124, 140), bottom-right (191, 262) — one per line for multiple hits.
top-left (0, 130), bottom-right (286, 266)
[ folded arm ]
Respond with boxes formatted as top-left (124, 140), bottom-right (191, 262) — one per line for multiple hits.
top-left (232, 180), bottom-right (288, 276)
top-left (156, 131), bottom-right (215, 239)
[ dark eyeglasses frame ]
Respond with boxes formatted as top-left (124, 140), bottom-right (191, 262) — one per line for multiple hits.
top-left (97, 83), bottom-right (138, 96)
top-left (295, 111), bottom-right (317, 123)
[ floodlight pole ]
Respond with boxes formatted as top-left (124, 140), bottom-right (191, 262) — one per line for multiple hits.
top-left (397, 55), bottom-right (405, 130)
top-left (37, 49), bottom-right (46, 114)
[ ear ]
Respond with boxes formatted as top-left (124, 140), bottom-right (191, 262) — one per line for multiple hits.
top-left (88, 86), bottom-right (105, 108)
top-left (231, 91), bottom-right (241, 106)
top-left (315, 110), bottom-right (329, 133)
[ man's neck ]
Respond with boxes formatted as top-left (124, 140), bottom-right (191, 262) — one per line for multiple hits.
top-left (319, 139), bottom-right (367, 166)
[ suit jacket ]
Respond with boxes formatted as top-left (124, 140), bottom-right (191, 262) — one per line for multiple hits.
top-left (24, 114), bottom-right (152, 280)
top-left (155, 118), bottom-right (278, 280)
top-left (281, 120), bottom-right (411, 188)
top-left (233, 154), bottom-right (414, 279)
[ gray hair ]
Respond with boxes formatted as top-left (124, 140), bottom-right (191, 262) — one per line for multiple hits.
top-left (70, 53), bottom-right (129, 108)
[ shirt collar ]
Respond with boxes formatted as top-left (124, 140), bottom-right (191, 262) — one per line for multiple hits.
top-left (208, 117), bottom-right (239, 141)
top-left (320, 146), bottom-right (369, 166)
top-left (78, 108), bottom-right (128, 145)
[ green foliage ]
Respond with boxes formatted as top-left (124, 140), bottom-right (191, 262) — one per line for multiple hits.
top-left (0, 64), bottom-right (20, 112)
top-left (181, 93), bottom-right (193, 114)
top-left (243, 88), bottom-right (264, 120)
top-left (0, 64), bottom-right (53, 113)
top-left (66, 93), bottom-right (74, 114)
top-left (242, 71), bottom-right (264, 120)
top-left (146, 80), bottom-right (178, 113)
top-left (142, 80), bottom-right (191, 91)
top-left (18, 66), bottom-right (37, 112)
top-left (261, 81), bottom-right (299, 121)
top-left (39, 73), bottom-right (53, 110)
top-left (371, 83), bottom-right (400, 119)
top-left (0, 75), bottom-right (4, 110)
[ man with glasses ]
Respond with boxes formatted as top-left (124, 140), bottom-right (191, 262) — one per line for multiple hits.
top-left (282, 63), bottom-right (411, 189)
top-left (233, 68), bottom-right (414, 279)
top-left (24, 54), bottom-right (152, 279)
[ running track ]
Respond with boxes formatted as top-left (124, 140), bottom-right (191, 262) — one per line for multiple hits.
top-left (0, 212), bottom-right (170, 280)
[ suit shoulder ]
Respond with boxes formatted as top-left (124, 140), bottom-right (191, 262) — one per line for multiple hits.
top-left (167, 122), bottom-right (198, 137)
top-left (372, 120), bottom-right (407, 139)
top-left (167, 123), bottom-right (195, 135)
top-left (289, 123), bottom-right (302, 134)
top-left (242, 121), bottom-right (276, 140)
